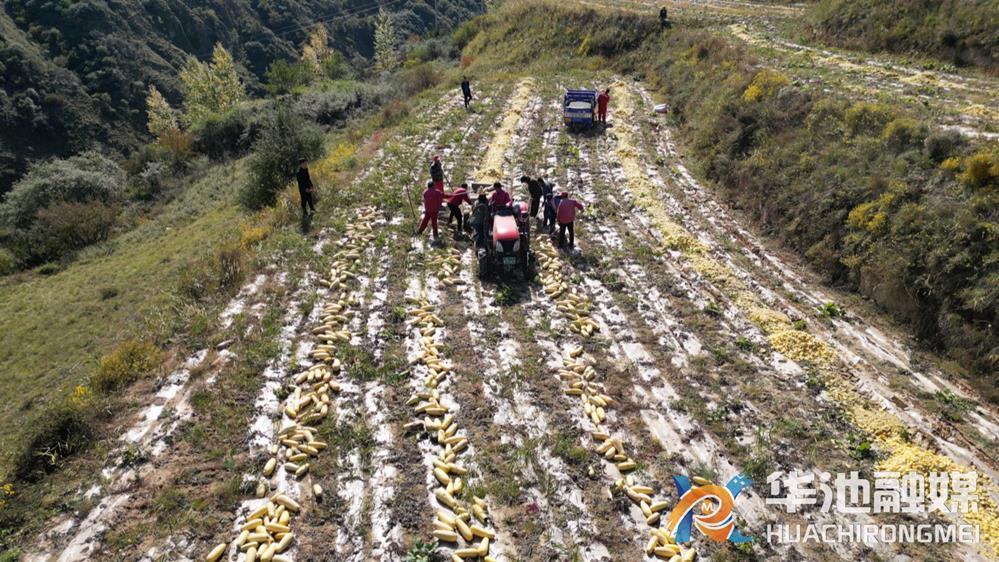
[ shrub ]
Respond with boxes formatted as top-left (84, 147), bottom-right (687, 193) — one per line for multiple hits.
top-left (0, 151), bottom-right (125, 231)
top-left (405, 38), bottom-right (457, 65)
top-left (156, 127), bottom-right (195, 170)
top-left (940, 156), bottom-right (962, 172)
top-left (13, 398), bottom-right (95, 481)
top-left (0, 247), bottom-right (15, 275)
top-left (0, 482), bottom-right (13, 510)
top-left (294, 89), bottom-right (359, 126)
top-left (36, 262), bottom-right (60, 275)
top-left (130, 161), bottom-right (170, 201)
top-left (293, 82), bottom-right (389, 127)
top-left (452, 19), bottom-right (481, 49)
top-left (844, 102), bottom-right (892, 135)
top-left (92, 339), bottom-right (162, 393)
top-left (923, 130), bottom-right (964, 161)
top-left (239, 221), bottom-right (272, 248)
top-left (817, 302), bottom-right (845, 319)
top-left (215, 240), bottom-right (247, 294)
top-left (191, 107), bottom-right (264, 161)
top-left (742, 69), bottom-right (790, 103)
top-left (178, 239), bottom-right (249, 300)
top-left (399, 63), bottom-right (443, 96)
top-left (265, 59), bottom-right (313, 96)
top-left (28, 201), bottom-right (120, 261)
top-left (376, 100), bottom-right (411, 128)
top-left (881, 118), bottom-right (927, 152)
top-left (241, 106), bottom-right (324, 209)
top-left (958, 150), bottom-right (999, 189)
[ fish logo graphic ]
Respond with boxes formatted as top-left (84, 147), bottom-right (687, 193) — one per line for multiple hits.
top-left (666, 474), bottom-right (753, 543)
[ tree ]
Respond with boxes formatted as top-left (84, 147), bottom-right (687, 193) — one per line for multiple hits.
top-left (302, 25), bottom-right (332, 75)
top-left (265, 60), bottom-right (312, 95)
top-left (145, 85), bottom-right (178, 139)
top-left (373, 9), bottom-right (399, 73)
top-left (179, 43), bottom-right (246, 125)
top-left (241, 106), bottom-right (324, 209)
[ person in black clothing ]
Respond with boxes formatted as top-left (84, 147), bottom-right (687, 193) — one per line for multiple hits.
top-left (541, 176), bottom-right (556, 232)
top-left (430, 155), bottom-right (445, 191)
top-left (520, 175), bottom-right (543, 218)
top-left (460, 77), bottom-right (472, 109)
top-left (659, 6), bottom-right (671, 29)
top-left (296, 158), bottom-right (316, 215)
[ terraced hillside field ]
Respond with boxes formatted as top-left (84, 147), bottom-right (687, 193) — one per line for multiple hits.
top-left (19, 70), bottom-right (999, 562)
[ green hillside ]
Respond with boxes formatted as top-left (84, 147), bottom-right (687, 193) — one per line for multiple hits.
top-left (0, 0), bottom-right (483, 193)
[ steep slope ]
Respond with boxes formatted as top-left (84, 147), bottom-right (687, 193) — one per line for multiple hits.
top-left (808, 0), bottom-right (999, 73)
top-left (0, 0), bottom-right (484, 193)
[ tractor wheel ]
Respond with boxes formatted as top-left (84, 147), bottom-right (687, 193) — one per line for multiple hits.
top-left (477, 253), bottom-right (490, 280)
top-left (522, 250), bottom-right (537, 281)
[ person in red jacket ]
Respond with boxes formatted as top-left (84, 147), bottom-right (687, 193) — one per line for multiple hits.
top-left (597, 88), bottom-right (610, 125)
top-left (417, 181), bottom-right (444, 240)
top-left (445, 183), bottom-right (472, 231)
top-left (489, 182), bottom-right (512, 209)
top-left (556, 190), bottom-right (584, 248)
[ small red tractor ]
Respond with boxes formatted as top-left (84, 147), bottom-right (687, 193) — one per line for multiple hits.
top-left (476, 197), bottom-right (536, 281)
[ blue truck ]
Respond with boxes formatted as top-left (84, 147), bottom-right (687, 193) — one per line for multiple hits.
top-left (563, 89), bottom-right (596, 130)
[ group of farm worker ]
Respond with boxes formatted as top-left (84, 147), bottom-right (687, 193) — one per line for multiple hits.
top-left (415, 155), bottom-right (584, 249)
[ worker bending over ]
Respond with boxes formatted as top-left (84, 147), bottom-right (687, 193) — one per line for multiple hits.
top-left (446, 183), bottom-right (472, 232)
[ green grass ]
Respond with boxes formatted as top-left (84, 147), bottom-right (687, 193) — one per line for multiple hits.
top-left (0, 163), bottom-right (250, 479)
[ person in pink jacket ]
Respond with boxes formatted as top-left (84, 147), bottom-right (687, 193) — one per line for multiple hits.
top-left (556, 190), bottom-right (584, 248)
top-left (488, 182), bottom-right (512, 209)
top-left (445, 183), bottom-right (472, 231)
top-left (417, 181), bottom-right (444, 240)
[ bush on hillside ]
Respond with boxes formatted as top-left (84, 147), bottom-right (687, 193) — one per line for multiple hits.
top-left (923, 130), bottom-right (964, 162)
top-left (958, 150), bottom-right (999, 190)
top-left (881, 118), bottom-right (928, 153)
top-left (177, 238), bottom-right (249, 301)
top-left (405, 37), bottom-right (458, 65)
top-left (92, 339), bottom-right (161, 393)
top-left (265, 59), bottom-right (314, 96)
top-left (191, 107), bottom-right (265, 161)
top-left (293, 82), bottom-right (389, 126)
top-left (844, 102), bottom-right (892, 136)
top-left (13, 397), bottom-right (95, 481)
top-left (241, 107), bottom-right (324, 209)
top-left (27, 201), bottom-right (120, 261)
top-left (398, 63), bottom-right (443, 96)
top-left (0, 151), bottom-right (125, 231)
top-left (0, 248), bottom-right (16, 275)
top-left (156, 128), bottom-right (194, 170)
top-left (452, 19), bottom-right (481, 50)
